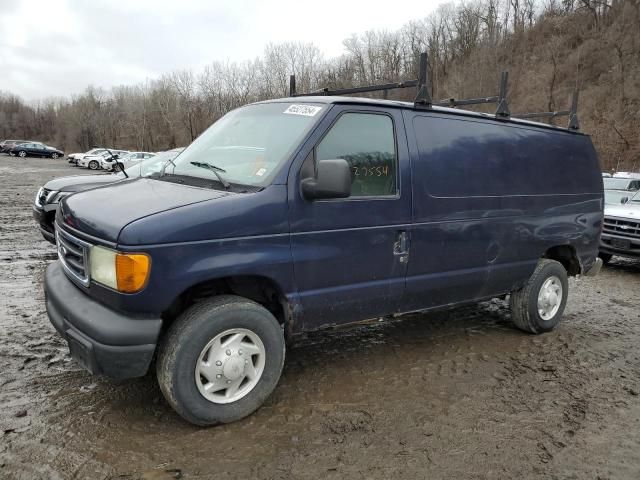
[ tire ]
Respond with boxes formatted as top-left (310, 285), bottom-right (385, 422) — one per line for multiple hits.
top-left (509, 259), bottom-right (568, 334)
top-left (157, 295), bottom-right (285, 426)
top-left (18, 150), bottom-right (27, 158)
top-left (88, 160), bottom-right (99, 170)
top-left (51, 152), bottom-right (59, 159)
top-left (598, 252), bottom-right (612, 265)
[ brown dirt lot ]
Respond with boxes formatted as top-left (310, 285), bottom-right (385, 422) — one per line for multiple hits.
top-left (1, 155), bottom-right (639, 479)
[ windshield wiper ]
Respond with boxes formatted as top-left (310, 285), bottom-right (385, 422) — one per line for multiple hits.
top-left (190, 161), bottom-right (231, 190)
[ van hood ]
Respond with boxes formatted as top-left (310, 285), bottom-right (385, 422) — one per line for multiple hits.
top-left (605, 203), bottom-right (640, 219)
top-left (59, 178), bottom-right (231, 243)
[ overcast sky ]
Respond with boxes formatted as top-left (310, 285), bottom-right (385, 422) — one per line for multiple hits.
top-left (0, 0), bottom-right (446, 101)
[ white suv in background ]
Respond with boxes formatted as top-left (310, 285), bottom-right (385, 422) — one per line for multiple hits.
top-left (101, 151), bottom-right (155, 171)
top-left (78, 150), bottom-right (129, 170)
top-left (67, 148), bottom-right (108, 165)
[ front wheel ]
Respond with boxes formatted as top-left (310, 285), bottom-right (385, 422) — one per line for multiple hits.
top-left (18, 150), bottom-right (27, 158)
top-left (510, 259), bottom-right (568, 334)
top-left (88, 160), bottom-right (99, 170)
top-left (157, 295), bottom-right (285, 426)
top-left (51, 152), bottom-right (59, 159)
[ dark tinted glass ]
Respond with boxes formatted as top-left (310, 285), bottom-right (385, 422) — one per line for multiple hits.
top-left (316, 113), bottom-right (396, 197)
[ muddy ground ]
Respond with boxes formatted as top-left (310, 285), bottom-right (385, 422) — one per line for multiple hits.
top-left (1, 155), bottom-right (639, 479)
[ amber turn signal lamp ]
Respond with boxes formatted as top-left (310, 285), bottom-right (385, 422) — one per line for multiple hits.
top-left (115, 253), bottom-right (151, 293)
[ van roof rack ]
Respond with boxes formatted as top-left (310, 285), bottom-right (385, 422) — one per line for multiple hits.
top-left (289, 52), bottom-right (579, 130)
top-left (512, 90), bottom-right (580, 130)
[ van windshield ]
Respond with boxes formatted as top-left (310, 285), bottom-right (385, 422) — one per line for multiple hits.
top-left (603, 177), bottom-right (633, 190)
top-left (165, 102), bottom-right (324, 187)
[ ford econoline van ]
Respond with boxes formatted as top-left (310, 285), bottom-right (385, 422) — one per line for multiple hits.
top-left (44, 95), bottom-right (603, 425)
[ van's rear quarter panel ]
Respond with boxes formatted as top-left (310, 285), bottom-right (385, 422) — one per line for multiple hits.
top-left (404, 112), bottom-right (602, 308)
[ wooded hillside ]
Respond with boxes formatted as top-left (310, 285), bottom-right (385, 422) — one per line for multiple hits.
top-left (1, 0), bottom-right (638, 171)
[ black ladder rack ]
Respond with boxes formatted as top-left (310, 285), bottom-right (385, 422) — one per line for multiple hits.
top-left (288, 52), bottom-right (580, 131)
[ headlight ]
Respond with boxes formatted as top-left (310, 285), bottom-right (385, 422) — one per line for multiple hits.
top-left (90, 246), bottom-right (151, 293)
top-left (35, 187), bottom-right (44, 206)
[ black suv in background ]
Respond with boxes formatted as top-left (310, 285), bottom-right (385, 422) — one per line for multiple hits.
top-left (9, 142), bottom-right (64, 158)
top-left (0, 140), bottom-right (28, 153)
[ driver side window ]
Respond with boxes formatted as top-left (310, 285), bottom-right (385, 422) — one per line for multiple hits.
top-left (315, 112), bottom-right (397, 197)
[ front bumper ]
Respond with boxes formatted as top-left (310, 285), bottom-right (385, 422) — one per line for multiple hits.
top-left (600, 233), bottom-right (640, 259)
top-left (44, 261), bottom-right (162, 378)
top-left (33, 206), bottom-right (55, 244)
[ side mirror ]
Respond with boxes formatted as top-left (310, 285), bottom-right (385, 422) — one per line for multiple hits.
top-left (621, 197), bottom-right (629, 204)
top-left (301, 159), bottom-right (351, 200)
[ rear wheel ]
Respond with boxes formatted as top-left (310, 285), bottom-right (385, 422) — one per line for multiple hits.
top-left (88, 160), bottom-right (99, 170)
top-left (18, 150), bottom-right (27, 158)
top-left (510, 259), bottom-right (568, 334)
top-left (598, 252), bottom-right (612, 265)
top-left (157, 295), bottom-right (285, 426)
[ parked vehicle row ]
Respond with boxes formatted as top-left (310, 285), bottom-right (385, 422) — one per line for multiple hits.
top-left (34, 149), bottom-right (184, 243)
top-left (66, 147), bottom-right (158, 171)
top-left (0, 139), bottom-right (28, 153)
top-left (0, 139), bottom-right (64, 158)
top-left (76, 149), bottom-right (129, 169)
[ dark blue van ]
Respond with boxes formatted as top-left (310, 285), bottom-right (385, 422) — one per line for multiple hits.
top-left (44, 95), bottom-right (603, 425)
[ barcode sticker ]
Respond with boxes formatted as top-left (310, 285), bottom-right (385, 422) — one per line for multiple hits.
top-left (283, 105), bottom-right (323, 117)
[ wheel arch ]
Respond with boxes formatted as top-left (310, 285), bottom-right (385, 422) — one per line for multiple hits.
top-left (542, 244), bottom-right (582, 276)
top-left (162, 274), bottom-right (291, 335)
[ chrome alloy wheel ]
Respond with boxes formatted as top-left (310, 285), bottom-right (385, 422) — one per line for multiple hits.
top-left (195, 328), bottom-right (266, 404)
top-left (537, 276), bottom-right (563, 321)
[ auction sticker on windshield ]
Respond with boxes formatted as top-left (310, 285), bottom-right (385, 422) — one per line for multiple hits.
top-left (283, 105), bottom-right (322, 116)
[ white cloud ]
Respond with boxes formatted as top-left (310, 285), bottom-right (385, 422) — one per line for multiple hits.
top-left (0, 0), bottom-right (447, 101)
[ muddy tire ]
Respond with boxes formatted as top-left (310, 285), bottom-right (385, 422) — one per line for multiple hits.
top-left (598, 252), bottom-right (612, 265)
top-left (156, 295), bottom-right (285, 426)
top-left (509, 259), bottom-right (568, 334)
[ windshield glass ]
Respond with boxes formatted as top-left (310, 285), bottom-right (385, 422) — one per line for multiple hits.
top-left (166, 102), bottom-right (324, 187)
top-left (603, 178), bottom-right (632, 190)
top-left (629, 191), bottom-right (640, 204)
top-left (125, 149), bottom-right (184, 177)
top-left (604, 190), bottom-right (631, 205)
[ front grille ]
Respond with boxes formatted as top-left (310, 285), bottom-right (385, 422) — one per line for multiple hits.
top-left (56, 226), bottom-right (91, 286)
top-left (603, 216), bottom-right (640, 239)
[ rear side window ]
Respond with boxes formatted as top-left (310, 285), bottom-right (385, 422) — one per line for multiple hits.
top-left (316, 113), bottom-right (397, 197)
top-left (413, 115), bottom-right (599, 197)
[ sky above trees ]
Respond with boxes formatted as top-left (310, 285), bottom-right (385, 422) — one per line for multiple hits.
top-left (0, 0), bottom-right (448, 100)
